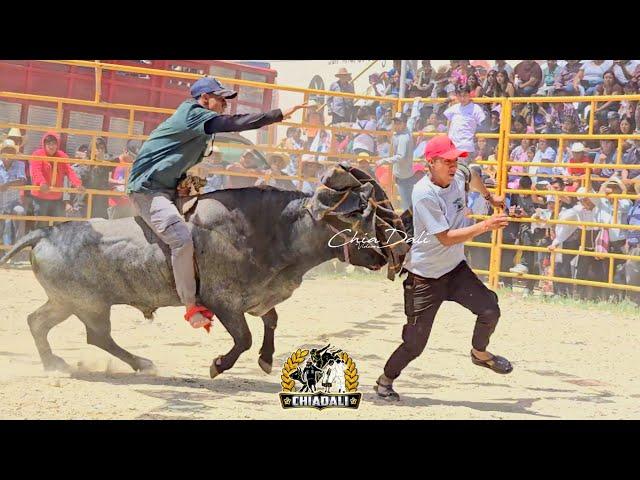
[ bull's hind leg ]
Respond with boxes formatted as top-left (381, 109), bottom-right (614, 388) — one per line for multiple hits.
top-left (209, 310), bottom-right (252, 379)
top-left (258, 308), bottom-right (278, 374)
top-left (27, 300), bottom-right (73, 372)
top-left (76, 307), bottom-right (157, 374)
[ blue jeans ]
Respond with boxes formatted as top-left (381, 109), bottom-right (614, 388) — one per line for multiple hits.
top-left (0, 204), bottom-right (26, 245)
top-left (395, 176), bottom-right (415, 212)
top-left (517, 86), bottom-right (538, 96)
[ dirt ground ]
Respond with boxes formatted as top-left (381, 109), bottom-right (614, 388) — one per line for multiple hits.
top-left (1, 265), bottom-right (639, 420)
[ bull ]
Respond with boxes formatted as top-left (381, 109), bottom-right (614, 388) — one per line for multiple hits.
top-left (0, 164), bottom-right (408, 378)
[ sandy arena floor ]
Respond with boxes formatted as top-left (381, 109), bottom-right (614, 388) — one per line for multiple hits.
top-left (1, 265), bottom-right (639, 420)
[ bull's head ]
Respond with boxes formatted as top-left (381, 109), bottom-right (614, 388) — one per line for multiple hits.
top-left (306, 163), bottom-right (410, 280)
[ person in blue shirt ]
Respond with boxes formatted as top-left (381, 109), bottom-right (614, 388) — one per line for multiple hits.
top-left (126, 76), bottom-right (310, 330)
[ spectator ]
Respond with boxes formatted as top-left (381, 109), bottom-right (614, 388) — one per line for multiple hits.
top-left (593, 139), bottom-right (619, 181)
top-left (474, 137), bottom-right (496, 163)
top-left (511, 115), bottom-right (528, 135)
top-left (625, 181), bottom-right (640, 304)
top-left (594, 70), bottom-right (623, 116)
top-left (507, 176), bottom-right (543, 293)
top-left (576, 60), bottom-right (614, 95)
top-left (412, 60), bottom-right (435, 97)
top-left (620, 116), bottom-right (635, 153)
top-left (87, 137), bottom-right (112, 218)
top-left (604, 111), bottom-right (622, 134)
top-left (565, 142), bottom-right (592, 184)
top-left (493, 60), bottom-right (514, 82)
top-left (538, 60), bottom-right (561, 96)
top-left (431, 66), bottom-right (452, 109)
top-left (302, 108), bottom-right (325, 150)
top-left (443, 84), bottom-right (486, 163)
top-left (300, 160), bottom-right (325, 195)
top-left (618, 81), bottom-right (638, 119)
top-left (495, 70), bottom-right (515, 97)
top-left (553, 60), bottom-right (583, 96)
top-left (377, 134), bottom-right (391, 158)
top-left (482, 70), bottom-right (498, 97)
top-left (355, 152), bottom-right (376, 179)
top-left (508, 138), bottom-right (531, 189)
top-left (352, 106), bottom-right (377, 156)
top-left (594, 177), bottom-right (633, 287)
top-left (531, 138), bottom-right (561, 180)
top-left (387, 68), bottom-right (401, 97)
top-left (0, 139), bottom-right (26, 246)
top-left (107, 140), bottom-right (140, 219)
top-left (466, 74), bottom-right (483, 98)
top-left (514, 60), bottom-right (543, 96)
top-left (549, 187), bottom-right (606, 300)
top-left (256, 152), bottom-right (296, 191)
top-left (548, 177), bottom-right (577, 211)
top-left (29, 131), bottom-right (84, 226)
top-left (201, 145), bottom-right (227, 193)
top-left (283, 127), bottom-right (304, 176)
top-left (487, 109), bottom-right (501, 133)
top-left (225, 149), bottom-right (263, 189)
top-left (376, 108), bottom-right (393, 131)
top-left (375, 112), bottom-right (416, 211)
top-left (622, 139), bottom-right (640, 183)
top-left (612, 60), bottom-right (640, 86)
top-left (327, 68), bottom-right (355, 124)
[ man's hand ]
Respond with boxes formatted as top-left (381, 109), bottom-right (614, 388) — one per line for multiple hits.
top-left (40, 183), bottom-right (50, 193)
top-left (481, 213), bottom-right (510, 232)
top-left (488, 193), bottom-right (505, 209)
top-left (282, 103), bottom-right (313, 120)
top-left (76, 185), bottom-right (85, 193)
top-left (176, 186), bottom-right (190, 197)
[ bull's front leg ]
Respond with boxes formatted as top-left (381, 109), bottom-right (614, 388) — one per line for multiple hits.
top-left (210, 310), bottom-right (252, 379)
top-left (258, 308), bottom-right (278, 374)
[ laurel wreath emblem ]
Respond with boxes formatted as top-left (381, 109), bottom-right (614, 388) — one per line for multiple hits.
top-left (280, 348), bottom-right (359, 392)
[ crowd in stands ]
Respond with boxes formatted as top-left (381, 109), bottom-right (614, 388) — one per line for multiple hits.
top-left (1, 60), bottom-right (639, 303)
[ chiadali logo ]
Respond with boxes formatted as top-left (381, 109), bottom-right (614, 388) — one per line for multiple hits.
top-left (279, 344), bottom-right (361, 410)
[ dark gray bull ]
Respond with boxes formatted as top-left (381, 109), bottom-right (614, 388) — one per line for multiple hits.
top-left (0, 165), bottom-right (408, 378)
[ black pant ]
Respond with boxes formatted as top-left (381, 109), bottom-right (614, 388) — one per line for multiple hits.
top-left (383, 261), bottom-right (501, 380)
top-left (33, 198), bottom-right (65, 228)
top-left (554, 238), bottom-right (580, 296)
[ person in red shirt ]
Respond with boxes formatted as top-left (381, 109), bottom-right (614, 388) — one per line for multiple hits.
top-left (29, 131), bottom-right (84, 226)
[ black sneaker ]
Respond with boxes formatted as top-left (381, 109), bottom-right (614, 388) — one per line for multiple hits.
top-left (374, 382), bottom-right (400, 401)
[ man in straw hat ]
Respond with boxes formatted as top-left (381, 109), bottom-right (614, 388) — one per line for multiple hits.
top-left (0, 139), bottom-right (27, 246)
top-left (127, 75), bottom-right (311, 331)
top-left (327, 67), bottom-right (355, 125)
top-left (375, 134), bottom-right (512, 401)
top-left (594, 176), bottom-right (633, 288)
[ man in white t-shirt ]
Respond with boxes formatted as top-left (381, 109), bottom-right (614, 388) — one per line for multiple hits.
top-left (443, 85), bottom-right (486, 164)
top-left (375, 135), bottom-right (513, 401)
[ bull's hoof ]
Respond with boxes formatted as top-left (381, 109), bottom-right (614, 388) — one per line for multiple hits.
top-left (43, 355), bottom-right (71, 373)
top-left (209, 355), bottom-right (224, 379)
top-left (134, 358), bottom-right (157, 375)
top-left (258, 357), bottom-right (273, 374)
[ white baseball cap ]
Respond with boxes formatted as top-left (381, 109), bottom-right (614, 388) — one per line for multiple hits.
top-left (570, 142), bottom-right (585, 153)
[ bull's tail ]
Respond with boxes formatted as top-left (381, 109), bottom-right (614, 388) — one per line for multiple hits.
top-left (0, 228), bottom-right (49, 265)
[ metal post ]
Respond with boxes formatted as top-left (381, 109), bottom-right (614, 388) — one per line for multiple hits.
top-left (399, 60), bottom-right (407, 101)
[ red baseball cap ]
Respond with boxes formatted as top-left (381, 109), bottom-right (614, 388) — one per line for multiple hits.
top-left (424, 135), bottom-right (468, 161)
